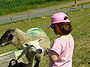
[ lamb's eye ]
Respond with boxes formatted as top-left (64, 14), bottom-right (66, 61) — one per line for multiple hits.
top-left (30, 45), bottom-right (34, 47)
top-left (24, 43), bottom-right (28, 46)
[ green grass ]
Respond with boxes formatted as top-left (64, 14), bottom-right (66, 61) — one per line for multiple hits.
top-left (0, 8), bottom-right (90, 67)
top-left (77, 1), bottom-right (90, 6)
top-left (0, 0), bottom-right (77, 16)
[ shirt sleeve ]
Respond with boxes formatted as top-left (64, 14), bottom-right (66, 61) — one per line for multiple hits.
top-left (50, 38), bottom-right (63, 56)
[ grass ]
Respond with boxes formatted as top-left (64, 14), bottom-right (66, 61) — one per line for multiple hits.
top-left (77, 1), bottom-right (90, 6)
top-left (0, 0), bottom-right (79, 16)
top-left (0, 8), bottom-right (90, 67)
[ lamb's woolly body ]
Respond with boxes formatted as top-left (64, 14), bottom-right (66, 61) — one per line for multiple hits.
top-left (12, 29), bottom-right (32, 49)
top-left (0, 28), bottom-right (50, 67)
top-left (12, 28), bottom-right (50, 49)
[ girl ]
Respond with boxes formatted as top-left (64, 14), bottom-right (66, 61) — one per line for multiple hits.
top-left (74, 1), bottom-right (77, 8)
top-left (46, 12), bottom-right (74, 67)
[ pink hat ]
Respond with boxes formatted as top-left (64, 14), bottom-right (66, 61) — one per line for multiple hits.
top-left (48, 12), bottom-right (70, 28)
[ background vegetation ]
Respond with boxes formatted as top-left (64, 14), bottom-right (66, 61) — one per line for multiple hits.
top-left (0, 8), bottom-right (90, 67)
top-left (0, 0), bottom-right (75, 16)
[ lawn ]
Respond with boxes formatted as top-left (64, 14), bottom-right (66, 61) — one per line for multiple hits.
top-left (0, 0), bottom-right (75, 16)
top-left (0, 8), bottom-right (90, 67)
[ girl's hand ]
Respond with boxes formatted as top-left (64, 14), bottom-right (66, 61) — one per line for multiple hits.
top-left (45, 48), bottom-right (59, 62)
top-left (45, 48), bottom-right (50, 55)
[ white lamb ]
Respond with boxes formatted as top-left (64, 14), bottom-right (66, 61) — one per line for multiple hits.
top-left (17, 38), bottom-right (43, 67)
top-left (0, 28), bottom-right (50, 67)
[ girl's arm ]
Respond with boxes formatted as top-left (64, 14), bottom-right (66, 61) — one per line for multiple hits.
top-left (46, 48), bottom-right (59, 62)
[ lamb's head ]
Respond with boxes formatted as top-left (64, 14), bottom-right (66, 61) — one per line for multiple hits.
top-left (24, 38), bottom-right (43, 54)
top-left (0, 29), bottom-right (15, 47)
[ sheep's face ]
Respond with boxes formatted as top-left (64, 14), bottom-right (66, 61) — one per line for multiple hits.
top-left (24, 39), bottom-right (42, 54)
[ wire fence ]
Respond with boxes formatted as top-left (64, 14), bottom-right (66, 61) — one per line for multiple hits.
top-left (0, 4), bottom-right (90, 24)
top-left (0, 3), bottom-right (90, 67)
top-left (0, 12), bottom-right (90, 66)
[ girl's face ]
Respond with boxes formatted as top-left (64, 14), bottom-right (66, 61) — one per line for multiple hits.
top-left (52, 24), bottom-right (62, 35)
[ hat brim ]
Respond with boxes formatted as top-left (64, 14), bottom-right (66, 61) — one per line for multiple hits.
top-left (48, 24), bottom-right (53, 29)
top-left (48, 25), bottom-right (51, 29)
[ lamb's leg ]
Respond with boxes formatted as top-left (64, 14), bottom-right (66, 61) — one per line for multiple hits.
top-left (17, 48), bottom-right (27, 60)
top-left (34, 57), bottom-right (40, 67)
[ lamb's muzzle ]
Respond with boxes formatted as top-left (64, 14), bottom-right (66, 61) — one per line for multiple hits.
top-left (36, 49), bottom-right (42, 54)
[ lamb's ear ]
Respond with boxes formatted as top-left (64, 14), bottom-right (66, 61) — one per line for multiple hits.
top-left (24, 43), bottom-right (28, 46)
top-left (23, 43), bottom-right (28, 47)
top-left (38, 38), bottom-right (43, 42)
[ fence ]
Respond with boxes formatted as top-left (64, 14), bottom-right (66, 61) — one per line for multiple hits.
top-left (0, 3), bottom-right (90, 67)
top-left (0, 50), bottom-right (23, 67)
top-left (0, 4), bottom-right (90, 24)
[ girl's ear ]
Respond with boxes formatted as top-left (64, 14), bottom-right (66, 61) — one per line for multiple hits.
top-left (54, 24), bottom-right (62, 35)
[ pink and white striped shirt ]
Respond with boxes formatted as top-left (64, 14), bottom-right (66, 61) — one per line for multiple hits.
top-left (49, 35), bottom-right (74, 67)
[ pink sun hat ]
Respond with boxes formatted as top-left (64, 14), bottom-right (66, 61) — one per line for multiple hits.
top-left (48, 12), bottom-right (70, 28)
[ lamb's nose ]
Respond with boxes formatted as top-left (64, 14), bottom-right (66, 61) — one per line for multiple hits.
top-left (38, 49), bottom-right (42, 54)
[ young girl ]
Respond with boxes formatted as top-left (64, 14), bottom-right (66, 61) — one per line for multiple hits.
top-left (46, 12), bottom-right (74, 67)
top-left (74, 1), bottom-right (77, 8)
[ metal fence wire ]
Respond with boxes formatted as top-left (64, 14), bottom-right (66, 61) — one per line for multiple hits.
top-left (0, 4), bottom-right (90, 24)
top-left (0, 3), bottom-right (90, 67)
top-left (0, 52), bottom-right (16, 67)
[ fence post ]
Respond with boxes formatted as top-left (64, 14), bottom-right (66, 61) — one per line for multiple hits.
top-left (81, 5), bottom-right (83, 9)
top-left (28, 13), bottom-right (30, 21)
top-left (43, 12), bottom-right (45, 17)
top-left (42, 12), bottom-right (46, 18)
top-left (11, 17), bottom-right (13, 23)
top-left (70, 7), bottom-right (72, 12)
